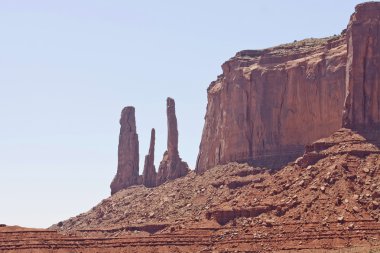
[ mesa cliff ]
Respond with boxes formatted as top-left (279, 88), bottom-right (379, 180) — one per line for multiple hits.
top-left (343, 2), bottom-right (380, 129)
top-left (196, 23), bottom-right (348, 173)
top-left (197, 2), bottom-right (380, 174)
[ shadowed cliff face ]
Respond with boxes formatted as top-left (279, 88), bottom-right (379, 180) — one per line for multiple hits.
top-left (196, 37), bottom-right (347, 173)
top-left (343, 2), bottom-right (380, 129)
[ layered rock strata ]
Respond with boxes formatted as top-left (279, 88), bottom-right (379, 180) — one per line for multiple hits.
top-left (157, 98), bottom-right (189, 185)
top-left (196, 36), bottom-right (347, 173)
top-left (343, 2), bottom-right (380, 129)
top-left (142, 128), bottom-right (157, 188)
top-left (197, 2), bottom-right (380, 174)
top-left (110, 107), bottom-right (140, 195)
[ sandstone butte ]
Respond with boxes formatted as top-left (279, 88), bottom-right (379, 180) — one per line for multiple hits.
top-left (5, 2), bottom-right (380, 253)
top-left (110, 97), bottom-right (189, 194)
top-left (196, 2), bottom-right (380, 173)
top-left (196, 17), bottom-right (344, 173)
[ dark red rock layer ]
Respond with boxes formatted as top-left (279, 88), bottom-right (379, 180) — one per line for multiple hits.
top-left (110, 107), bottom-right (140, 195)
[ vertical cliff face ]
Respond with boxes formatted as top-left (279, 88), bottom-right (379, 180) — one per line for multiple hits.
top-left (343, 2), bottom-right (380, 129)
top-left (142, 128), bottom-right (157, 188)
top-left (110, 107), bottom-right (140, 195)
top-left (157, 98), bottom-right (189, 185)
top-left (196, 36), bottom-right (347, 173)
top-left (196, 2), bottom-right (380, 174)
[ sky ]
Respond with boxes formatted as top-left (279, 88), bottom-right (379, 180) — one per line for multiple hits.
top-left (0, 0), bottom-right (365, 228)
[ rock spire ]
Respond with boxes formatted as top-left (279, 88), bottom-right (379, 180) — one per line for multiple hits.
top-left (110, 107), bottom-right (140, 195)
top-left (157, 98), bottom-right (189, 185)
top-left (142, 128), bottom-right (157, 188)
top-left (110, 98), bottom-right (189, 194)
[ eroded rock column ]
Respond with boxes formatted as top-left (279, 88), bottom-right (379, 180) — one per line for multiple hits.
top-left (157, 98), bottom-right (189, 185)
top-left (110, 107), bottom-right (139, 195)
top-left (142, 128), bottom-right (157, 188)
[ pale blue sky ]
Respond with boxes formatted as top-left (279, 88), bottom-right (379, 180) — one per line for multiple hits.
top-left (0, 0), bottom-right (364, 228)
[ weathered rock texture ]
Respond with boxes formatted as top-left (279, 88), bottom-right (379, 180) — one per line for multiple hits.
top-left (197, 2), bottom-right (380, 174)
top-left (52, 128), bottom-right (380, 252)
top-left (142, 128), bottom-right (157, 188)
top-left (343, 2), bottom-right (380, 129)
top-left (157, 98), bottom-right (189, 185)
top-left (110, 107), bottom-right (140, 195)
top-left (196, 36), bottom-right (347, 173)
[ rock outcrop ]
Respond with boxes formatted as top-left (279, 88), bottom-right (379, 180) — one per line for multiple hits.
top-left (196, 36), bottom-right (347, 173)
top-left (110, 98), bottom-right (189, 194)
top-left (343, 2), bottom-right (380, 129)
top-left (110, 107), bottom-right (140, 195)
top-left (142, 128), bottom-right (157, 188)
top-left (157, 98), bottom-right (189, 185)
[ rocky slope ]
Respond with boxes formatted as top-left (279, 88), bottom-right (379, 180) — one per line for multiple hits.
top-left (197, 2), bottom-right (380, 173)
top-left (42, 127), bottom-right (380, 252)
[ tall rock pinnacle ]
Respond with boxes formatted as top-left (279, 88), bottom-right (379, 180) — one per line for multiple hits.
top-left (167, 98), bottom-right (179, 160)
top-left (343, 2), bottom-right (380, 129)
top-left (142, 128), bottom-right (157, 188)
top-left (157, 98), bottom-right (189, 185)
top-left (110, 107), bottom-right (140, 195)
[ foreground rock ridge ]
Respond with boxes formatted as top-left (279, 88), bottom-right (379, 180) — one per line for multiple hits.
top-left (110, 107), bottom-right (139, 195)
top-left (50, 127), bottom-right (380, 252)
top-left (197, 2), bottom-right (380, 173)
top-left (110, 98), bottom-right (189, 194)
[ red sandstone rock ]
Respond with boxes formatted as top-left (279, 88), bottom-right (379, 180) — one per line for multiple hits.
top-left (52, 127), bottom-right (380, 252)
top-left (343, 2), bottom-right (380, 129)
top-left (17, 3), bottom-right (380, 252)
top-left (157, 98), bottom-right (189, 185)
top-left (142, 128), bottom-right (157, 188)
top-left (196, 36), bottom-right (347, 173)
top-left (110, 107), bottom-right (139, 195)
top-left (110, 99), bottom-right (190, 192)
